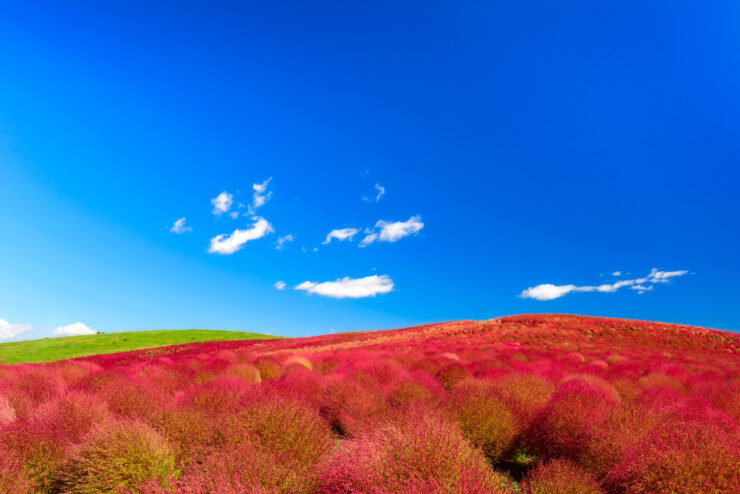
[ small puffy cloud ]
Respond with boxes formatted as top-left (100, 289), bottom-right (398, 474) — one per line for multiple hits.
top-left (612, 271), bottom-right (622, 276)
top-left (360, 215), bottom-right (424, 247)
top-left (169, 217), bottom-right (193, 234)
top-left (276, 234), bottom-right (295, 250)
top-left (52, 322), bottom-right (96, 338)
top-left (295, 274), bottom-right (394, 299)
top-left (519, 284), bottom-right (578, 301)
top-left (363, 183), bottom-right (386, 203)
top-left (249, 177), bottom-right (272, 213)
top-left (0, 319), bottom-right (33, 341)
top-left (208, 217), bottom-right (274, 255)
top-left (323, 228), bottom-right (359, 245)
top-left (520, 268), bottom-right (689, 301)
top-left (274, 281), bottom-right (287, 290)
top-left (211, 191), bottom-right (234, 215)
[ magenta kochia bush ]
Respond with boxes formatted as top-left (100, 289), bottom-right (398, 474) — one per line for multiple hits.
top-left (318, 407), bottom-right (514, 493)
top-left (56, 419), bottom-right (178, 493)
top-left (522, 458), bottom-right (603, 494)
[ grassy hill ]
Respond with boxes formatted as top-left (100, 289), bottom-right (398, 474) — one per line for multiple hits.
top-left (0, 329), bottom-right (280, 364)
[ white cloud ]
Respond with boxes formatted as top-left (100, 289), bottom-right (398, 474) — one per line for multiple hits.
top-left (519, 284), bottom-right (579, 301)
top-left (363, 183), bottom-right (386, 203)
top-left (211, 191), bottom-right (234, 215)
top-left (0, 319), bottom-right (33, 341)
top-left (323, 228), bottom-right (359, 245)
top-left (612, 271), bottom-right (622, 276)
top-left (295, 274), bottom-right (394, 299)
top-left (360, 215), bottom-right (424, 247)
top-left (520, 268), bottom-right (689, 301)
top-left (208, 217), bottom-right (274, 255)
top-left (249, 177), bottom-right (272, 214)
top-left (52, 322), bottom-right (96, 338)
top-left (647, 268), bottom-right (689, 283)
top-left (274, 281), bottom-right (286, 290)
top-left (276, 234), bottom-right (295, 250)
top-left (169, 217), bottom-right (193, 234)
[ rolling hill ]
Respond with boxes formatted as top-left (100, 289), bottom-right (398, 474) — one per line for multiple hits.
top-left (0, 329), bottom-right (280, 364)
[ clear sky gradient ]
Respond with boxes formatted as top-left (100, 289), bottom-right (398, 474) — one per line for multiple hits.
top-left (1, 1), bottom-right (738, 339)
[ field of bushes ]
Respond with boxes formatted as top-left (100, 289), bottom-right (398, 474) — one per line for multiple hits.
top-left (0, 314), bottom-right (738, 493)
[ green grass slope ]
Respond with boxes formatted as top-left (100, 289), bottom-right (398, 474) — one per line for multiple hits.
top-left (0, 329), bottom-right (280, 364)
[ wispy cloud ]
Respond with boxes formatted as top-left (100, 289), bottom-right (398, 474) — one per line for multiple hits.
top-left (363, 183), bottom-right (386, 203)
top-left (248, 177), bottom-right (272, 214)
top-left (274, 281), bottom-right (286, 290)
top-left (520, 268), bottom-right (689, 301)
top-left (360, 215), bottom-right (424, 247)
top-left (0, 319), bottom-right (33, 341)
top-left (323, 228), bottom-right (359, 245)
top-left (211, 191), bottom-right (234, 216)
top-left (276, 234), bottom-right (295, 250)
top-left (208, 217), bottom-right (274, 255)
top-left (612, 271), bottom-right (622, 276)
top-left (52, 322), bottom-right (96, 337)
top-left (295, 274), bottom-right (394, 299)
top-left (169, 217), bottom-right (193, 234)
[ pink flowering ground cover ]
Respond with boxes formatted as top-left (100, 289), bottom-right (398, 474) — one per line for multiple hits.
top-left (0, 314), bottom-right (738, 493)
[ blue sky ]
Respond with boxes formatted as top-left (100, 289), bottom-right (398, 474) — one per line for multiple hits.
top-left (1, 1), bottom-right (739, 340)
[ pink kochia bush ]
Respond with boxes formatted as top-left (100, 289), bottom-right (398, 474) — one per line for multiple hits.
top-left (0, 314), bottom-right (738, 493)
top-left (522, 458), bottom-right (603, 494)
top-left (318, 407), bottom-right (514, 493)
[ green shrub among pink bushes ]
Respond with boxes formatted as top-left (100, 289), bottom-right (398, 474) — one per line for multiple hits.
top-left (55, 419), bottom-right (178, 493)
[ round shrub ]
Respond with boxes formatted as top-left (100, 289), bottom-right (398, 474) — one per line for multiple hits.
top-left (318, 407), bottom-right (514, 493)
top-left (190, 394), bottom-right (332, 493)
top-left (387, 373), bottom-right (444, 410)
top-left (449, 379), bottom-right (518, 462)
top-left (178, 441), bottom-right (279, 493)
top-left (225, 363), bottom-right (262, 383)
top-left (321, 375), bottom-right (387, 436)
top-left (525, 376), bottom-right (620, 461)
top-left (489, 372), bottom-right (554, 427)
top-left (12, 366), bottom-right (66, 406)
top-left (56, 420), bottom-right (178, 493)
top-left (436, 363), bottom-right (472, 390)
top-left (522, 458), bottom-right (603, 494)
top-left (0, 447), bottom-right (34, 494)
top-left (604, 419), bottom-right (740, 494)
top-left (254, 358), bottom-right (282, 381)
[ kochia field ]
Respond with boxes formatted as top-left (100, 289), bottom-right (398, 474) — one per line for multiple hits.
top-left (0, 314), bottom-right (738, 493)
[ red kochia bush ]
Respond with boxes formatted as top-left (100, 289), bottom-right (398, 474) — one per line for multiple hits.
top-left (56, 419), bottom-right (178, 493)
top-left (604, 419), bottom-right (740, 493)
top-left (526, 376), bottom-right (620, 462)
top-left (449, 379), bottom-right (518, 462)
top-left (522, 458), bottom-right (603, 494)
top-left (186, 394), bottom-right (332, 493)
top-left (321, 374), bottom-right (388, 436)
top-left (318, 407), bottom-right (514, 493)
